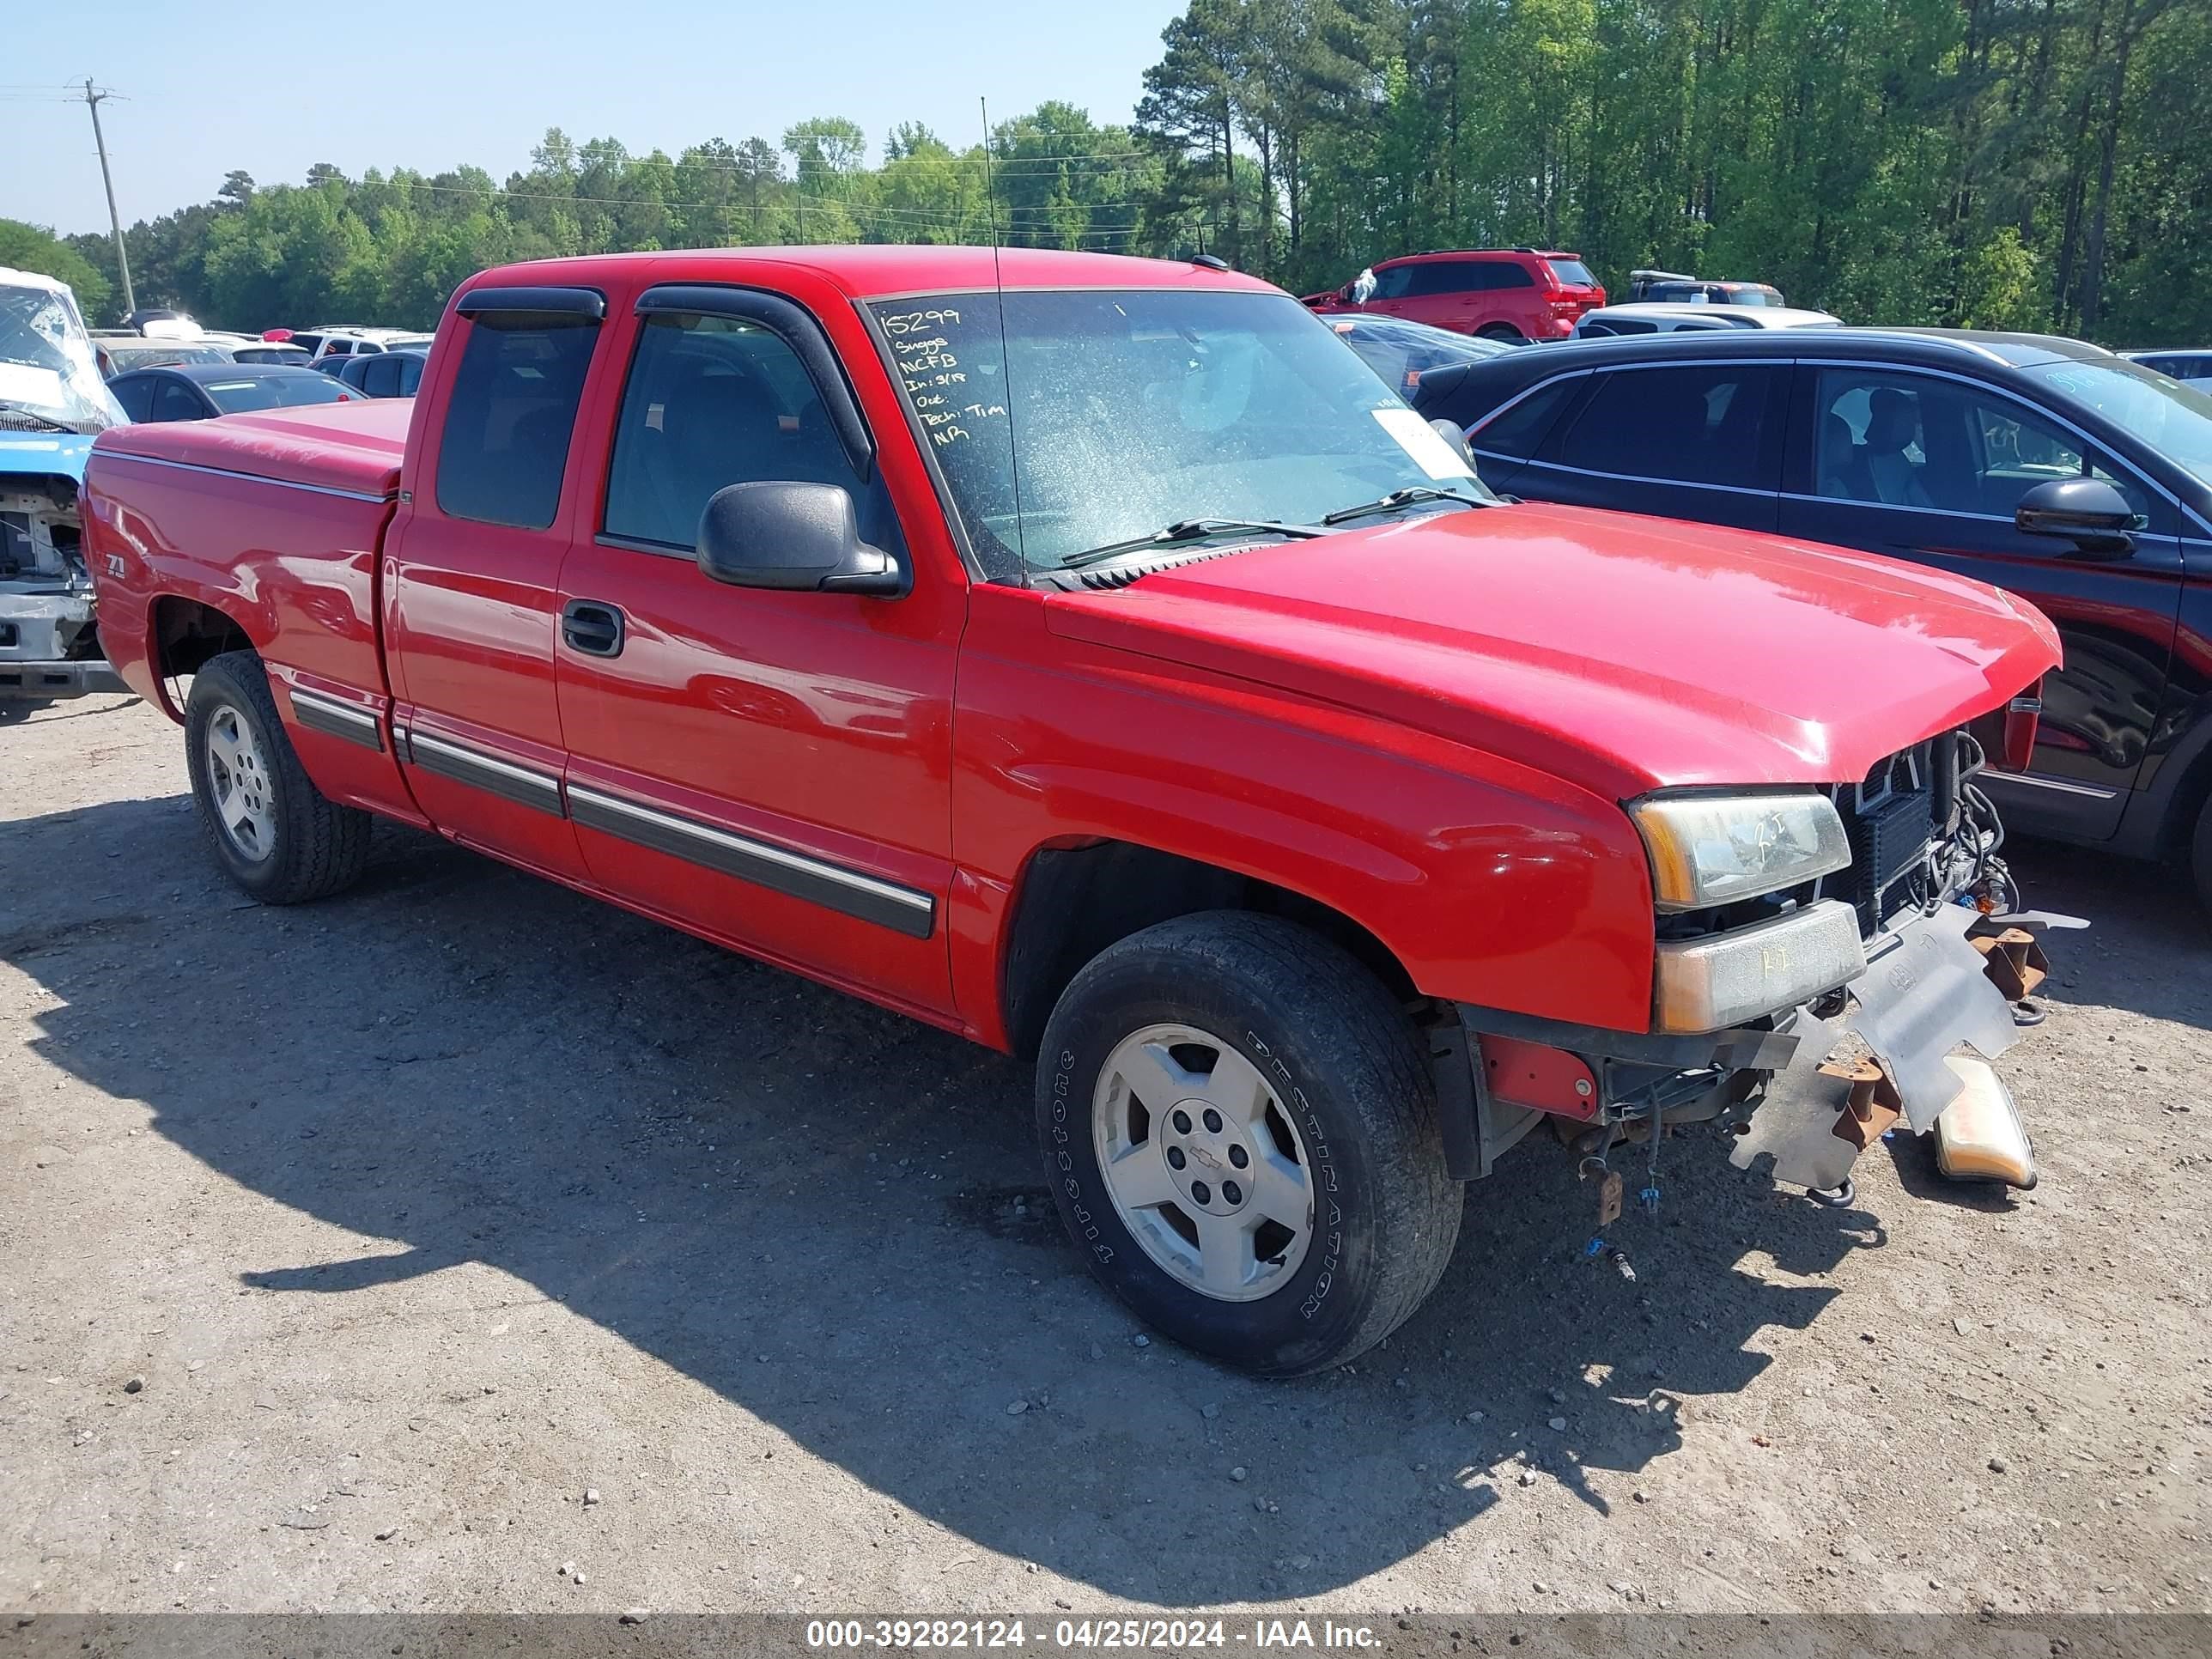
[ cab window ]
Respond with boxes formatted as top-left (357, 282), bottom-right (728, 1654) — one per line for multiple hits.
top-left (602, 310), bottom-right (875, 552)
top-left (434, 310), bottom-right (600, 529)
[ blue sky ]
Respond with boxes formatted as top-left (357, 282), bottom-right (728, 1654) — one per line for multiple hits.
top-left (10, 0), bottom-right (1186, 234)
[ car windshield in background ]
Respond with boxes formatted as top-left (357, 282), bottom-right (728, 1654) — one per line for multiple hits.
top-left (2028, 359), bottom-right (2212, 492)
top-left (1333, 317), bottom-right (1507, 395)
top-left (201, 374), bottom-right (351, 414)
top-left (869, 289), bottom-right (1487, 577)
top-left (106, 342), bottom-right (234, 370)
top-left (1546, 259), bottom-right (1597, 288)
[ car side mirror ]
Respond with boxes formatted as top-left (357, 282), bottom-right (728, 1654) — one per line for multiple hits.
top-left (2014, 477), bottom-right (2139, 558)
top-left (696, 481), bottom-right (908, 598)
top-left (1430, 418), bottom-right (1480, 477)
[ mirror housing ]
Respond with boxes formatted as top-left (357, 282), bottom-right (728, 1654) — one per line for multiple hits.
top-left (2014, 477), bottom-right (2138, 557)
top-left (696, 481), bottom-right (908, 598)
top-left (1430, 417), bottom-right (1480, 475)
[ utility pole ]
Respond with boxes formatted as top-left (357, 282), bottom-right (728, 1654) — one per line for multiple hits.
top-left (80, 80), bottom-right (136, 316)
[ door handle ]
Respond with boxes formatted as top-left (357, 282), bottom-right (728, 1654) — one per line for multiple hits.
top-left (562, 599), bottom-right (626, 658)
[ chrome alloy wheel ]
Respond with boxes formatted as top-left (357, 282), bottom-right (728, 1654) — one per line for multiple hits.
top-left (204, 703), bottom-right (276, 863)
top-left (1092, 1022), bottom-right (1316, 1301)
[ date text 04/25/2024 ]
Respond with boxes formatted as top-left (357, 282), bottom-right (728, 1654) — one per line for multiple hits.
top-left (803, 1620), bottom-right (1382, 1650)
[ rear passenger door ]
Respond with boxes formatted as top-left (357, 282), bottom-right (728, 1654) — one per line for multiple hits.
top-left (1510, 360), bottom-right (1790, 532)
top-left (381, 286), bottom-right (610, 881)
top-left (552, 283), bottom-right (959, 1017)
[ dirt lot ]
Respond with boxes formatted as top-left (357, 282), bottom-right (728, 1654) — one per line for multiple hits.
top-left (3, 693), bottom-right (2208, 1620)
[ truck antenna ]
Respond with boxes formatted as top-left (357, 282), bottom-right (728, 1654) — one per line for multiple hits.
top-left (980, 96), bottom-right (1001, 264)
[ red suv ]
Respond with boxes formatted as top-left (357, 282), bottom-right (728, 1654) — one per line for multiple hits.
top-left (1304, 249), bottom-right (1606, 342)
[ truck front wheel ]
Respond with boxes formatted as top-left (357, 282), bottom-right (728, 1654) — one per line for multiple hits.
top-left (1036, 912), bottom-right (1460, 1376)
top-left (185, 650), bottom-right (372, 904)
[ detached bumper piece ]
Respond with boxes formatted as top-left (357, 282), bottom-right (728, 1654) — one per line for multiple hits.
top-left (1729, 905), bottom-right (2039, 1194)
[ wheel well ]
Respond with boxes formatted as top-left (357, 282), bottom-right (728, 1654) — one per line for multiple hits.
top-left (999, 840), bottom-right (1418, 1060)
top-left (153, 598), bottom-right (252, 686)
top-left (2163, 738), bottom-right (2212, 862)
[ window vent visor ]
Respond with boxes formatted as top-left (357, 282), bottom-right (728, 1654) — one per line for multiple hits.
top-left (455, 286), bottom-right (606, 327)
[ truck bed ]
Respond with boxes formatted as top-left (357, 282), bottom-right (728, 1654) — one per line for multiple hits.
top-left (84, 398), bottom-right (413, 830)
top-left (90, 398), bottom-right (411, 500)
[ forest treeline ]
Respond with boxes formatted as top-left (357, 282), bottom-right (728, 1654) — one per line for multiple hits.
top-left (9, 0), bottom-right (2209, 343)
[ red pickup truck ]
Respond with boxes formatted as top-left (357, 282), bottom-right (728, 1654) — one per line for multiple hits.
top-left (82, 247), bottom-right (2062, 1376)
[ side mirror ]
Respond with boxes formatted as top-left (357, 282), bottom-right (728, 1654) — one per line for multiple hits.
top-left (696, 481), bottom-right (908, 598)
top-left (2014, 477), bottom-right (2138, 558)
top-left (1430, 417), bottom-right (1480, 476)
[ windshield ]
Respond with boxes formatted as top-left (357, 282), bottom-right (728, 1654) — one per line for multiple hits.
top-left (1334, 317), bottom-right (1506, 394)
top-left (203, 374), bottom-right (349, 414)
top-left (872, 289), bottom-right (1487, 577)
top-left (106, 342), bottom-right (234, 371)
top-left (0, 277), bottom-right (126, 433)
top-left (2027, 359), bottom-right (2212, 493)
top-left (1546, 258), bottom-right (1599, 289)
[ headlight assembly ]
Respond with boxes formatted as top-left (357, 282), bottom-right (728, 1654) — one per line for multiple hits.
top-left (1631, 790), bottom-right (1852, 912)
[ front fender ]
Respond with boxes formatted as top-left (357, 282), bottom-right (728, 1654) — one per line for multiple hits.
top-left (947, 588), bottom-right (1656, 1048)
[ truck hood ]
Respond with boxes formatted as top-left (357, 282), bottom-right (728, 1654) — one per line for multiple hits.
top-left (1044, 501), bottom-right (2062, 799)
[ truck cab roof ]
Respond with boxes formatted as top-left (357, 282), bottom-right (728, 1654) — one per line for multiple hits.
top-left (456, 246), bottom-right (1276, 303)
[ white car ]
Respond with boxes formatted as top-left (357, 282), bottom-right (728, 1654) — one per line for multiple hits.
top-left (294, 327), bottom-right (435, 370)
top-left (1572, 302), bottom-right (1840, 338)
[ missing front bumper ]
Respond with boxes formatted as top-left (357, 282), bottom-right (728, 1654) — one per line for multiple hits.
top-left (1729, 904), bottom-right (2038, 1190)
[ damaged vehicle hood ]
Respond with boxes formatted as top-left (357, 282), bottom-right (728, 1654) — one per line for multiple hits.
top-left (1045, 501), bottom-right (2063, 800)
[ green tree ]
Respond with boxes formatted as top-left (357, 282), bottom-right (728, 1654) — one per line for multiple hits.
top-left (0, 220), bottom-right (112, 322)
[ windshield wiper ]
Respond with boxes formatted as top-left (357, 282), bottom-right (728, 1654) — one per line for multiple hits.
top-left (1058, 517), bottom-right (1326, 570)
top-left (1321, 486), bottom-right (1486, 526)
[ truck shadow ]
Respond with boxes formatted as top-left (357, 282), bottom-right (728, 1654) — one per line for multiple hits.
top-left (7, 793), bottom-right (1903, 1603)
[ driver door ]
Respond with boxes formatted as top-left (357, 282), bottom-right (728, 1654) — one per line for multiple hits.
top-left (1780, 362), bottom-right (2185, 838)
top-left (552, 281), bottom-right (959, 1020)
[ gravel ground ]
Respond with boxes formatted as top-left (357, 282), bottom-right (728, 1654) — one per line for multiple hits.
top-left (2, 694), bottom-right (2208, 1619)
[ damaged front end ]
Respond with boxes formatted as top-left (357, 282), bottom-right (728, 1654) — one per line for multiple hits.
top-left (1, 266), bottom-right (131, 703)
top-left (1, 459), bottom-right (125, 701)
top-left (1440, 720), bottom-right (2062, 1228)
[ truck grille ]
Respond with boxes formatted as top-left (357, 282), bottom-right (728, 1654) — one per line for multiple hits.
top-left (1830, 740), bottom-right (1944, 932)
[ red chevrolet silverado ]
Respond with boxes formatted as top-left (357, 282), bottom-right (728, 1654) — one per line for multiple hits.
top-left (82, 247), bottom-right (2063, 1376)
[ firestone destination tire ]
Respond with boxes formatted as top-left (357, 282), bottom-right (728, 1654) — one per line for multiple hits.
top-left (1036, 911), bottom-right (1461, 1376)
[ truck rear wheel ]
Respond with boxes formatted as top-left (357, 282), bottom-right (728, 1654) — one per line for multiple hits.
top-left (185, 650), bottom-right (372, 904)
top-left (1036, 912), bottom-right (1460, 1376)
